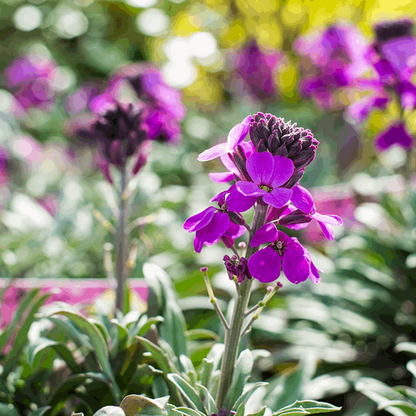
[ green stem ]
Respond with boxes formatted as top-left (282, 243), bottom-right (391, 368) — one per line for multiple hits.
top-left (216, 203), bottom-right (268, 410)
top-left (115, 166), bottom-right (129, 312)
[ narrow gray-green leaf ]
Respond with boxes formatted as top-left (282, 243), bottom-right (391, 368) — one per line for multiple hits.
top-left (167, 374), bottom-right (207, 414)
top-left (92, 406), bottom-right (126, 416)
top-left (196, 382), bottom-right (217, 415)
top-left (247, 406), bottom-right (267, 416)
top-left (233, 382), bottom-right (269, 411)
top-left (275, 400), bottom-right (341, 415)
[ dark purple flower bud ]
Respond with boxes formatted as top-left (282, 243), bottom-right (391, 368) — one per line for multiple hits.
top-left (223, 255), bottom-right (250, 283)
top-left (249, 113), bottom-right (319, 174)
top-left (278, 209), bottom-right (312, 226)
top-left (76, 101), bottom-right (149, 170)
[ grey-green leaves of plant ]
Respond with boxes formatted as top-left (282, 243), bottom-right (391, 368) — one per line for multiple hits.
top-left (167, 373), bottom-right (206, 413)
top-left (272, 400), bottom-right (342, 416)
top-left (120, 394), bottom-right (169, 416)
top-left (92, 406), bottom-right (126, 416)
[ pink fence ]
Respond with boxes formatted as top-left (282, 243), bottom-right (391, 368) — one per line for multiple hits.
top-left (0, 278), bottom-right (148, 328)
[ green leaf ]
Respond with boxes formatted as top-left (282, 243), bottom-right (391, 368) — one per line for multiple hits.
top-left (0, 288), bottom-right (40, 352)
top-left (395, 342), bottom-right (416, 355)
top-left (274, 400), bottom-right (342, 416)
top-left (1, 292), bottom-right (51, 378)
top-left (143, 263), bottom-right (187, 360)
top-left (274, 408), bottom-right (309, 416)
top-left (0, 403), bottom-right (20, 416)
top-left (137, 317), bottom-right (165, 337)
top-left (377, 400), bottom-right (416, 416)
top-left (406, 360), bottom-right (416, 378)
top-left (120, 395), bottom-right (169, 416)
top-left (174, 408), bottom-right (205, 416)
top-left (92, 406), bottom-right (126, 416)
top-left (167, 374), bottom-right (207, 414)
top-left (28, 407), bottom-right (51, 416)
top-left (186, 329), bottom-right (220, 342)
top-left (224, 349), bottom-right (253, 410)
top-left (49, 310), bottom-right (121, 401)
top-left (247, 406), bottom-right (267, 416)
top-left (355, 377), bottom-right (406, 404)
top-left (28, 338), bottom-right (81, 373)
top-left (166, 404), bottom-right (185, 416)
top-left (195, 383), bottom-right (217, 415)
top-left (199, 358), bottom-right (214, 389)
top-left (393, 386), bottom-right (416, 405)
top-left (232, 382), bottom-right (269, 412)
top-left (136, 336), bottom-right (177, 374)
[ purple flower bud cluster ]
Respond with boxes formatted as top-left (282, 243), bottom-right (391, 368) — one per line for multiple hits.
top-left (184, 113), bottom-right (343, 285)
top-left (69, 63), bottom-right (185, 181)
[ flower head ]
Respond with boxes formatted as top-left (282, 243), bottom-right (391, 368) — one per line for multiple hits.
top-left (223, 255), bottom-right (250, 283)
top-left (76, 101), bottom-right (149, 173)
top-left (249, 113), bottom-right (318, 180)
top-left (248, 223), bottom-right (321, 284)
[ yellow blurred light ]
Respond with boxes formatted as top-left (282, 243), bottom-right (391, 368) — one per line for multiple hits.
top-left (281, 1), bottom-right (306, 27)
top-left (172, 11), bottom-right (200, 36)
top-left (368, 0), bottom-right (416, 21)
top-left (234, 0), bottom-right (279, 16)
top-left (220, 19), bottom-right (246, 48)
top-left (183, 69), bottom-right (221, 106)
top-left (276, 61), bottom-right (297, 95)
top-left (255, 21), bottom-right (282, 49)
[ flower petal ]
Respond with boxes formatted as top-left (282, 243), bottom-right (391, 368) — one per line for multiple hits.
top-left (236, 181), bottom-right (266, 197)
top-left (227, 116), bottom-right (251, 150)
top-left (263, 188), bottom-right (293, 208)
top-left (317, 221), bottom-right (335, 240)
top-left (209, 172), bottom-right (235, 183)
top-left (195, 211), bottom-right (230, 244)
top-left (291, 185), bottom-right (315, 214)
top-left (183, 206), bottom-right (216, 232)
top-left (282, 239), bottom-right (310, 284)
top-left (248, 247), bottom-right (282, 283)
top-left (246, 152), bottom-right (275, 186)
top-left (194, 237), bottom-right (204, 253)
top-left (250, 223), bottom-right (279, 247)
top-left (198, 143), bottom-right (228, 161)
top-left (226, 188), bottom-right (257, 212)
top-left (269, 156), bottom-right (295, 188)
top-left (311, 213), bottom-right (343, 226)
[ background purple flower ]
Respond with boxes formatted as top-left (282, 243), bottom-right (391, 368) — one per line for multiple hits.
top-left (4, 54), bottom-right (57, 110)
top-left (375, 123), bottom-right (414, 151)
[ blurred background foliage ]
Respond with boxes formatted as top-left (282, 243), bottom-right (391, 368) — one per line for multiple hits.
top-left (1, 0), bottom-right (416, 414)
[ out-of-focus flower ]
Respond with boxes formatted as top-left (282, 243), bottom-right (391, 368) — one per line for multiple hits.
top-left (223, 255), bottom-right (250, 283)
top-left (0, 147), bottom-right (9, 187)
top-left (112, 63), bottom-right (186, 143)
top-left (375, 123), bottom-right (414, 151)
top-left (65, 84), bottom-right (101, 116)
top-left (38, 194), bottom-right (59, 217)
top-left (183, 189), bottom-right (246, 253)
top-left (234, 40), bottom-right (284, 102)
top-left (4, 54), bottom-right (57, 110)
top-left (76, 101), bottom-right (149, 179)
top-left (279, 185), bottom-right (343, 240)
top-left (295, 24), bottom-right (371, 110)
top-left (248, 223), bottom-right (321, 284)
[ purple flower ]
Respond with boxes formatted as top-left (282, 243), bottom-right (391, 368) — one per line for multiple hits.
top-left (75, 101), bottom-right (149, 175)
top-left (374, 123), bottom-right (414, 151)
top-left (233, 152), bottom-right (294, 212)
top-left (373, 19), bottom-right (416, 82)
top-left (183, 190), bottom-right (246, 253)
top-left (198, 116), bottom-right (252, 162)
top-left (223, 255), bottom-right (250, 283)
top-left (235, 40), bottom-right (284, 102)
top-left (112, 63), bottom-right (186, 143)
top-left (279, 185), bottom-right (343, 240)
top-left (4, 54), bottom-right (57, 110)
top-left (248, 223), bottom-right (321, 284)
top-left (295, 24), bottom-right (371, 110)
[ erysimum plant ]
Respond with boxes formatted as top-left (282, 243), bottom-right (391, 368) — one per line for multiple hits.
top-left (83, 113), bottom-right (343, 416)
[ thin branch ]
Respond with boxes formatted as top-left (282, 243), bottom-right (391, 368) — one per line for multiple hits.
top-left (202, 268), bottom-right (230, 331)
top-left (240, 310), bottom-right (262, 338)
top-left (244, 302), bottom-right (263, 318)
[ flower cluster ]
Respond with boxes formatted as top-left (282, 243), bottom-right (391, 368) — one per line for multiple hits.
top-left (69, 63), bottom-right (185, 181)
top-left (184, 113), bottom-right (342, 285)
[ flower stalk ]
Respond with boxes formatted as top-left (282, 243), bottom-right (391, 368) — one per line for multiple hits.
top-left (216, 204), bottom-right (267, 409)
top-left (115, 166), bottom-right (130, 312)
